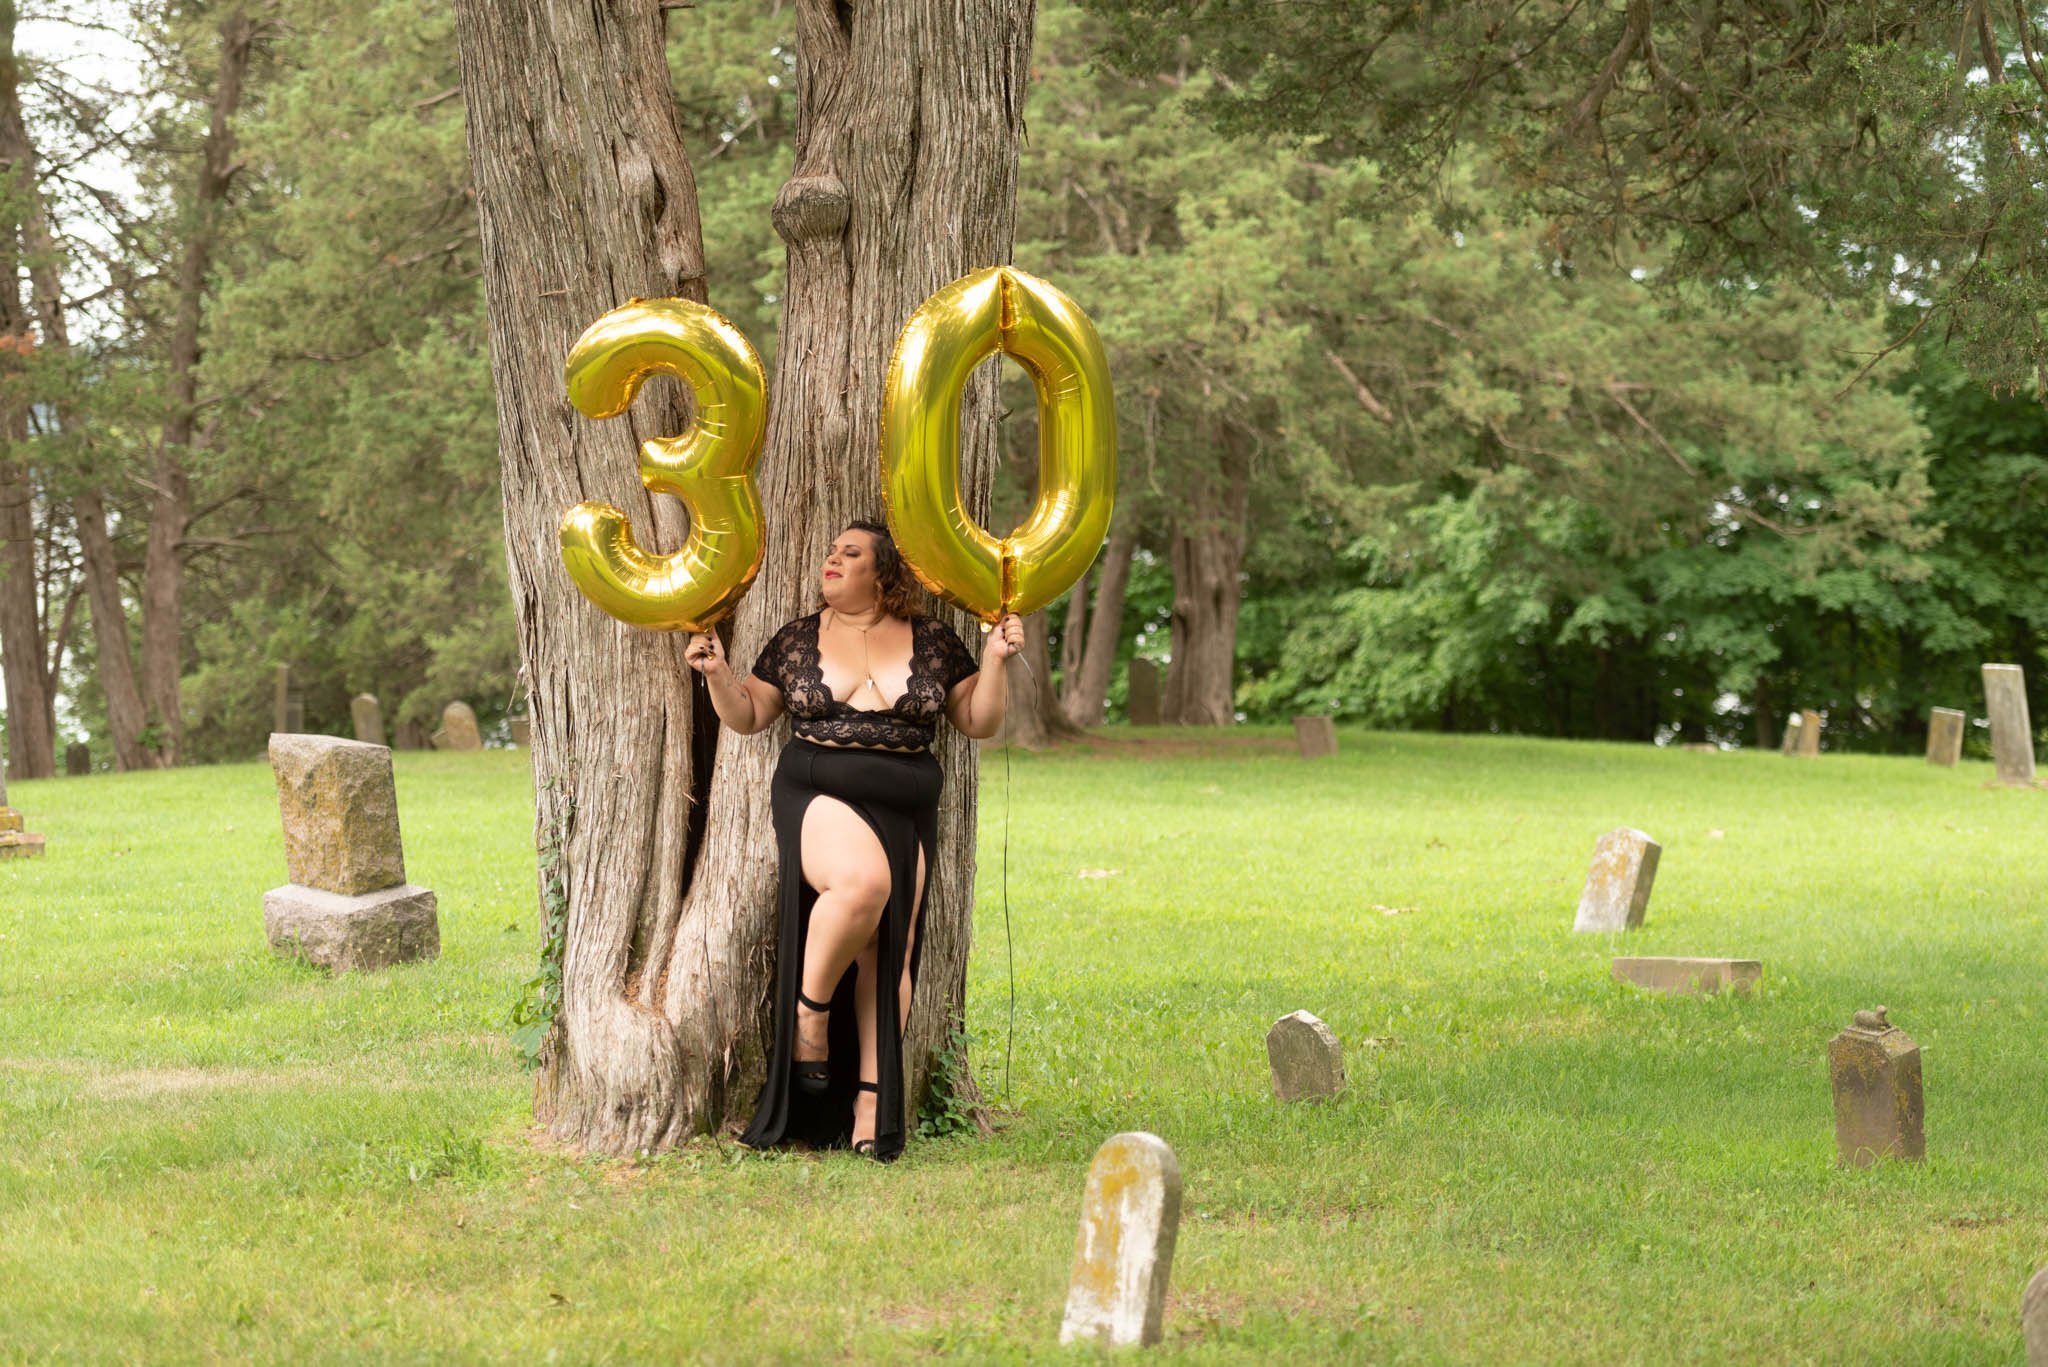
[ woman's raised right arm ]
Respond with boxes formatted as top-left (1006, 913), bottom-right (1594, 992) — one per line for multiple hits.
top-left (685, 632), bottom-right (785, 734)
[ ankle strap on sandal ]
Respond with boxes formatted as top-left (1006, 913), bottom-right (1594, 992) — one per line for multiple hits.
top-left (795, 988), bottom-right (832, 1013)
top-left (853, 1079), bottom-right (878, 1093)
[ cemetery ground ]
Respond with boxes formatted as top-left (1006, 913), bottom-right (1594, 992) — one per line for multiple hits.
top-left (2, 733), bottom-right (2045, 1362)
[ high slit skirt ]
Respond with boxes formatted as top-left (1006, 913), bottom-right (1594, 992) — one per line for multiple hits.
top-left (739, 738), bottom-right (942, 1162)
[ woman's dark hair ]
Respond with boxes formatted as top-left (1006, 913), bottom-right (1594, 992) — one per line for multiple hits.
top-left (822, 518), bottom-right (925, 618)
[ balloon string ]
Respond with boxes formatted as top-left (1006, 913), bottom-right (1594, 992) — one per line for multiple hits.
top-left (1000, 648), bottom-right (1036, 1109)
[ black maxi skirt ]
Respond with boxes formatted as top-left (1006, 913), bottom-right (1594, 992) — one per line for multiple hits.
top-left (738, 738), bottom-right (942, 1162)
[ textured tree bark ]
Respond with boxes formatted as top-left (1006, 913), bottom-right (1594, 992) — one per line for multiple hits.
top-left (1061, 518), bottom-right (1134, 727)
top-left (1161, 425), bottom-right (1248, 727)
top-left (1058, 567), bottom-right (1088, 685)
top-left (455, 0), bottom-right (1031, 1154)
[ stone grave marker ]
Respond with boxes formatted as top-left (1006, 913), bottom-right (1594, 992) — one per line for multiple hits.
top-left (0, 766), bottom-right (43, 858)
top-left (272, 663), bottom-right (304, 735)
top-left (1292, 716), bottom-right (1337, 759)
top-left (1611, 957), bottom-right (1761, 997)
top-left (65, 742), bottom-right (89, 776)
top-left (350, 693), bottom-right (386, 748)
top-left (1827, 1006), bottom-right (1923, 1167)
top-left (509, 714), bottom-right (532, 748)
top-left (1127, 658), bottom-right (1161, 727)
top-left (1779, 712), bottom-right (1804, 756)
top-left (1266, 1010), bottom-right (1344, 1101)
top-left (432, 701), bottom-right (483, 751)
top-left (1793, 708), bottom-right (1822, 758)
top-left (1982, 664), bottom-right (2036, 785)
top-left (392, 719), bottom-right (426, 750)
top-left (1925, 707), bottom-right (1965, 767)
top-left (263, 734), bottom-right (438, 972)
top-left (1572, 828), bottom-right (1660, 933)
top-left (2025, 1266), bottom-right (2048, 1367)
top-left (1060, 1131), bottom-right (1181, 1348)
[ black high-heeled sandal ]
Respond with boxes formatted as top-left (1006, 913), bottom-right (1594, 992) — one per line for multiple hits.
top-left (851, 1079), bottom-right (881, 1158)
top-left (792, 989), bottom-right (832, 1097)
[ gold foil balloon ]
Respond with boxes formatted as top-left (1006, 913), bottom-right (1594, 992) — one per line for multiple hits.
top-left (880, 266), bottom-right (1116, 622)
top-left (558, 298), bottom-right (768, 632)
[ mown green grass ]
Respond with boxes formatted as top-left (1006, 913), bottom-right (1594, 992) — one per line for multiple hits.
top-left (2, 731), bottom-right (2044, 1363)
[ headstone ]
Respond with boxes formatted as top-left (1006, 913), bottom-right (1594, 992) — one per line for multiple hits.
top-left (392, 720), bottom-right (426, 751)
top-left (350, 693), bottom-right (386, 748)
top-left (1793, 708), bottom-right (1822, 758)
top-left (65, 742), bottom-right (89, 776)
top-left (1127, 659), bottom-right (1160, 727)
top-left (432, 701), bottom-right (483, 751)
top-left (1925, 707), bottom-right (1965, 767)
top-left (1982, 664), bottom-right (2036, 785)
top-left (1292, 716), bottom-right (1337, 759)
top-left (1571, 827), bottom-right (1660, 933)
top-left (0, 766), bottom-right (42, 859)
top-left (2025, 1266), bottom-right (2048, 1367)
top-left (509, 715), bottom-right (532, 748)
top-left (272, 663), bottom-right (304, 735)
top-left (1266, 1010), bottom-right (1344, 1101)
top-left (1779, 712), bottom-right (1804, 756)
top-left (1059, 1132), bottom-right (1181, 1348)
top-left (1610, 956), bottom-right (1761, 996)
top-left (1826, 1006), bottom-right (1923, 1167)
top-left (263, 734), bottom-right (438, 972)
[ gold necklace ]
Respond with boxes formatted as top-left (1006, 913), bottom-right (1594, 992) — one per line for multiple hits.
top-left (832, 608), bottom-right (886, 703)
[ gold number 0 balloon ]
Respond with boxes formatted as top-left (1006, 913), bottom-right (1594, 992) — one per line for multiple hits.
top-left (558, 298), bottom-right (768, 632)
top-left (880, 267), bottom-right (1116, 622)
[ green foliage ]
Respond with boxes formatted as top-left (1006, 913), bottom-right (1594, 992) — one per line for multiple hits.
top-left (914, 1024), bottom-right (979, 1141)
top-left (509, 790), bottom-right (572, 1068)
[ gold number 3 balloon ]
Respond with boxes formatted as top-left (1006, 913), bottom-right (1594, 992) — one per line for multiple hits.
top-left (880, 266), bottom-right (1116, 622)
top-left (557, 298), bottom-right (768, 632)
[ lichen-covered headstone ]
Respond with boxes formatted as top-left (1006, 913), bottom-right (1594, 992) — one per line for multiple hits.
top-left (264, 734), bottom-right (437, 972)
top-left (1827, 1007), bottom-right (1923, 1167)
top-left (432, 701), bottom-right (483, 751)
top-left (1982, 664), bottom-right (2036, 786)
top-left (1127, 659), bottom-right (1161, 727)
top-left (1611, 957), bottom-right (1761, 996)
top-left (1572, 828), bottom-right (1660, 933)
top-left (1266, 1010), bottom-right (1344, 1101)
top-left (0, 766), bottom-right (42, 858)
top-left (2024, 1266), bottom-right (2048, 1367)
top-left (1925, 707), bottom-right (1965, 767)
top-left (1059, 1132), bottom-right (1181, 1348)
top-left (351, 693), bottom-right (386, 748)
top-left (1292, 716), bottom-right (1337, 760)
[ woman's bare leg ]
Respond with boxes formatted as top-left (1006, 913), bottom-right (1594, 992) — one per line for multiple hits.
top-left (796, 797), bottom-right (890, 1068)
top-left (852, 845), bottom-right (927, 1148)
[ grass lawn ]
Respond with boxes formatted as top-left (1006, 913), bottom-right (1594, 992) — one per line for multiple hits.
top-left (2, 729), bottom-right (2045, 1363)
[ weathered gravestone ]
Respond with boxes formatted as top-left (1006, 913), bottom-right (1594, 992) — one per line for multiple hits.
top-left (0, 766), bottom-right (44, 858)
top-left (1925, 707), bottom-right (1966, 768)
top-left (1572, 828), bottom-right (1660, 933)
top-left (1793, 708), bottom-right (1822, 758)
top-left (1126, 658), bottom-right (1161, 727)
top-left (263, 734), bottom-right (438, 972)
top-left (1779, 712), bottom-right (1804, 756)
top-left (272, 663), bottom-right (304, 735)
top-left (2025, 1266), bottom-right (2048, 1367)
top-left (509, 714), bottom-right (532, 748)
top-left (392, 719), bottom-right (426, 751)
top-left (1982, 664), bottom-right (2036, 786)
top-left (1266, 1010), bottom-right (1345, 1101)
top-left (65, 742), bottom-right (90, 776)
top-left (1827, 1007), bottom-right (1923, 1167)
top-left (1292, 716), bottom-right (1337, 760)
top-left (1611, 956), bottom-right (1761, 997)
top-left (350, 693), bottom-right (386, 748)
top-left (1060, 1131), bottom-right (1181, 1348)
top-left (432, 701), bottom-right (483, 751)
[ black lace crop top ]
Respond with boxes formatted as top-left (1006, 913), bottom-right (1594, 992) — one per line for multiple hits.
top-left (752, 612), bottom-right (981, 751)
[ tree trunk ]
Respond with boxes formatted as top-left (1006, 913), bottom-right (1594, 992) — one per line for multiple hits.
top-left (997, 611), bottom-right (1083, 748)
top-left (455, 0), bottom-right (1032, 1154)
top-left (1162, 424), bottom-right (1248, 727)
top-left (1060, 517), bottom-right (1134, 728)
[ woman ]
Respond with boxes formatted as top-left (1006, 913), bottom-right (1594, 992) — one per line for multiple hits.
top-left (685, 520), bottom-right (1023, 1161)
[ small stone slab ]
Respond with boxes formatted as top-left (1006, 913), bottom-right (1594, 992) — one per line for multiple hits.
top-left (273, 663), bottom-right (304, 735)
top-left (65, 742), bottom-right (89, 776)
top-left (2025, 1265), bottom-right (2048, 1367)
top-left (1827, 1007), bottom-right (1924, 1167)
top-left (1126, 658), bottom-right (1161, 727)
top-left (1925, 707), bottom-right (1965, 767)
top-left (1983, 664), bottom-right (2036, 786)
top-left (351, 693), bottom-right (386, 747)
top-left (1572, 828), bottom-right (1660, 933)
top-left (1779, 713), bottom-right (1803, 756)
top-left (0, 829), bottom-right (46, 859)
top-left (433, 701), bottom-right (482, 751)
top-left (263, 882), bottom-right (440, 972)
top-left (509, 715), bottom-right (532, 748)
top-left (1267, 1010), bottom-right (1345, 1101)
top-left (1793, 708), bottom-right (1822, 758)
top-left (269, 734), bottom-right (408, 896)
top-left (1292, 716), bottom-right (1337, 759)
top-left (392, 720), bottom-right (426, 751)
top-left (1059, 1132), bottom-right (1181, 1348)
top-left (0, 806), bottom-right (20, 832)
top-left (1611, 957), bottom-right (1761, 996)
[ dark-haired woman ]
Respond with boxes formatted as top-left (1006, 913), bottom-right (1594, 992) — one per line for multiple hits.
top-left (685, 520), bottom-right (1023, 1161)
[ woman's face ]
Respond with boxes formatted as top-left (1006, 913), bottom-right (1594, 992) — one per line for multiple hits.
top-left (821, 528), bottom-right (881, 611)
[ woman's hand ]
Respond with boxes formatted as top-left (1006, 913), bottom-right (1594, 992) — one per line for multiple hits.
top-left (685, 631), bottom-right (729, 677)
top-left (983, 613), bottom-right (1025, 663)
